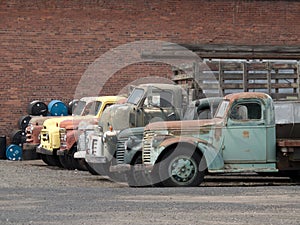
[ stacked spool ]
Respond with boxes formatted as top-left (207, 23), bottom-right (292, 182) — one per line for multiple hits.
top-left (3, 99), bottom-right (74, 161)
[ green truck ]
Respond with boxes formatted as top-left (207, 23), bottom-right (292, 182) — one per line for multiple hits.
top-left (109, 97), bottom-right (222, 186)
top-left (129, 92), bottom-right (300, 187)
top-left (83, 83), bottom-right (190, 178)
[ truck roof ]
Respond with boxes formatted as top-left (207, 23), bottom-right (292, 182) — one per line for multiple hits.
top-left (138, 83), bottom-right (182, 90)
top-left (95, 96), bottom-right (126, 102)
top-left (224, 92), bottom-right (271, 101)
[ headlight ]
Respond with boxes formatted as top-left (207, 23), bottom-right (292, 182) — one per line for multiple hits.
top-left (59, 128), bottom-right (66, 141)
top-left (154, 130), bottom-right (169, 136)
top-left (95, 125), bottom-right (103, 134)
top-left (29, 125), bottom-right (34, 133)
top-left (151, 130), bottom-right (170, 148)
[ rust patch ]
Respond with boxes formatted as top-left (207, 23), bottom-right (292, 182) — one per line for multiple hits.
top-left (243, 131), bottom-right (249, 138)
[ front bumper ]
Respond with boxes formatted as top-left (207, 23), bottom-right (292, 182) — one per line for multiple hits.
top-left (74, 151), bottom-right (86, 159)
top-left (36, 145), bottom-right (54, 155)
top-left (109, 163), bottom-right (153, 173)
top-left (85, 155), bottom-right (107, 164)
top-left (109, 164), bottom-right (131, 173)
top-left (22, 143), bottom-right (39, 151)
top-left (57, 149), bottom-right (67, 156)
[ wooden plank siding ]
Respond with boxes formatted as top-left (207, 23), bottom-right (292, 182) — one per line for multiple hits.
top-left (172, 60), bottom-right (300, 101)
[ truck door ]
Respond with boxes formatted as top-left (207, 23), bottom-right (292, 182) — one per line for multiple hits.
top-left (222, 100), bottom-right (267, 163)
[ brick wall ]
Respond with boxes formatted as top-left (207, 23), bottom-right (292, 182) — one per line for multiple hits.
top-left (0, 0), bottom-right (300, 140)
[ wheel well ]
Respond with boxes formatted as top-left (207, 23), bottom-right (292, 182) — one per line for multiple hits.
top-left (130, 151), bottom-right (142, 165)
top-left (155, 142), bottom-right (207, 171)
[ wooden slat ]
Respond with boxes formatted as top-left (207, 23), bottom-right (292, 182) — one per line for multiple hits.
top-left (178, 44), bottom-right (300, 59)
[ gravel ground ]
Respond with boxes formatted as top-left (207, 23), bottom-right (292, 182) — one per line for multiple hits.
top-left (0, 159), bottom-right (299, 225)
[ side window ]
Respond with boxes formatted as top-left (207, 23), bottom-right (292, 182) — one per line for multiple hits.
top-left (230, 103), bottom-right (262, 121)
top-left (159, 91), bottom-right (173, 107)
top-left (103, 103), bottom-right (113, 111)
top-left (145, 90), bottom-right (173, 108)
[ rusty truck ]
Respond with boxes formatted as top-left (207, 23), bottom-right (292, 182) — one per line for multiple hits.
top-left (57, 96), bottom-right (126, 171)
top-left (127, 92), bottom-right (300, 187)
top-left (23, 97), bottom-right (93, 166)
top-left (36, 96), bottom-right (123, 168)
top-left (83, 83), bottom-right (191, 178)
top-left (109, 97), bottom-right (222, 186)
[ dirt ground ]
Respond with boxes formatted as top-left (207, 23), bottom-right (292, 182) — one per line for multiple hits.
top-left (0, 159), bottom-right (299, 225)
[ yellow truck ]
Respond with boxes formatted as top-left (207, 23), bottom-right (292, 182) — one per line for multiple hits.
top-left (36, 96), bottom-right (125, 168)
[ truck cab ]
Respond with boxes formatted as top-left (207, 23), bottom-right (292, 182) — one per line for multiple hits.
top-left (138, 92), bottom-right (300, 187)
top-left (83, 83), bottom-right (188, 177)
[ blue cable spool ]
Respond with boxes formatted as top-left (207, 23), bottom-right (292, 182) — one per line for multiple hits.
top-left (6, 144), bottom-right (22, 161)
top-left (48, 100), bottom-right (68, 116)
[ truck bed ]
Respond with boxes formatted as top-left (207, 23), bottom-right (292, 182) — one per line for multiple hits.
top-left (275, 101), bottom-right (300, 139)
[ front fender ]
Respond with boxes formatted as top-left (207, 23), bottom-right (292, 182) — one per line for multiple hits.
top-left (156, 137), bottom-right (224, 171)
top-left (66, 130), bottom-right (78, 150)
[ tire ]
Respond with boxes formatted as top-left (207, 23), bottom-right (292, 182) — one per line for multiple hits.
top-left (158, 147), bottom-right (206, 187)
top-left (106, 157), bottom-right (127, 183)
top-left (72, 158), bottom-right (88, 171)
top-left (40, 154), bottom-right (56, 166)
top-left (127, 154), bottom-right (152, 187)
top-left (84, 161), bottom-right (99, 175)
top-left (59, 154), bottom-right (76, 170)
top-left (46, 155), bottom-right (63, 168)
top-left (69, 146), bottom-right (87, 171)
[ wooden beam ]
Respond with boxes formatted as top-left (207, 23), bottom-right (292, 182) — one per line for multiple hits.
top-left (167, 44), bottom-right (300, 60)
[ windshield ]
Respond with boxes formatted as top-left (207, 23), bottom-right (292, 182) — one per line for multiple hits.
top-left (144, 90), bottom-right (173, 108)
top-left (127, 88), bottom-right (145, 105)
top-left (214, 100), bottom-right (229, 118)
top-left (99, 104), bottom-right (131, 132)
top-left (72, 100), bottom-right (86, 116)
top-left (82, 101), bottom-right (102, 116)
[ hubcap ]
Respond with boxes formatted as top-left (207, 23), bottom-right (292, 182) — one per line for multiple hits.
top-left (169, 156), bottom-right (196, 184)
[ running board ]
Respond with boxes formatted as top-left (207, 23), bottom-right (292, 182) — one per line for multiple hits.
top-left (209, 163), bottom-right (278, 173)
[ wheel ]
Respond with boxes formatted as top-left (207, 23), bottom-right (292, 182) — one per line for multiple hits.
top-left (127, 154), bottom-right (152, 187)
top-left (158, 147), bottom-right (206, 187)
top-left (84, 161), bottom-right (99, 175)
top-left (40, 154), bottom-right (56, 166)
top-left (106, 157), bottom-right (127, 183)
top-left (72, 158), bottom-right (88, 171)
top-left (69, 146), bottom-right (88, 171)
top-left (46, 155), bottom-right (63, 168)
top-left (86, 161), bottom-right (110, 176)
top-left (59, 154), bottom-right (76, 170)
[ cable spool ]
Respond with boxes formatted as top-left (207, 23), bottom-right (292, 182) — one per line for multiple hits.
top-left (48, 100), bottom-right (68, 116)
top-left (18, 115), bottom-right (32, 130)
top-left (68, 99), bottom-right (79, 115)
top-left (0, 136), bottom-right (6, 160)
top-left (27, 100), bottom-right (48, 116)
top-left (6, 144), bottom-right (22, 161)
top-left (10, 130), bottom-right (26, 147)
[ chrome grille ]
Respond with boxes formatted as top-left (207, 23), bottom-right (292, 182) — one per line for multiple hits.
top-left (116, 137), bottom-right (127, 164)
top-left (91, 138), bottom-right (98, 155)
top-left (142, 130), bottom-right (154, 163)
top-left (77, 132), bottom-right (86, 152)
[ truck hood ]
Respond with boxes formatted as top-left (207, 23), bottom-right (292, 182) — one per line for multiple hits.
top-left (29, 116), bottom-right (54, 126)
top-left (144, 118), bottom-right (224, 131)
top-left (99, 103), bottom-right (131, 132)
top-left (43, 116), bottom-right (74, 129)
top-left (60, 116), bottom-right (98, 130)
